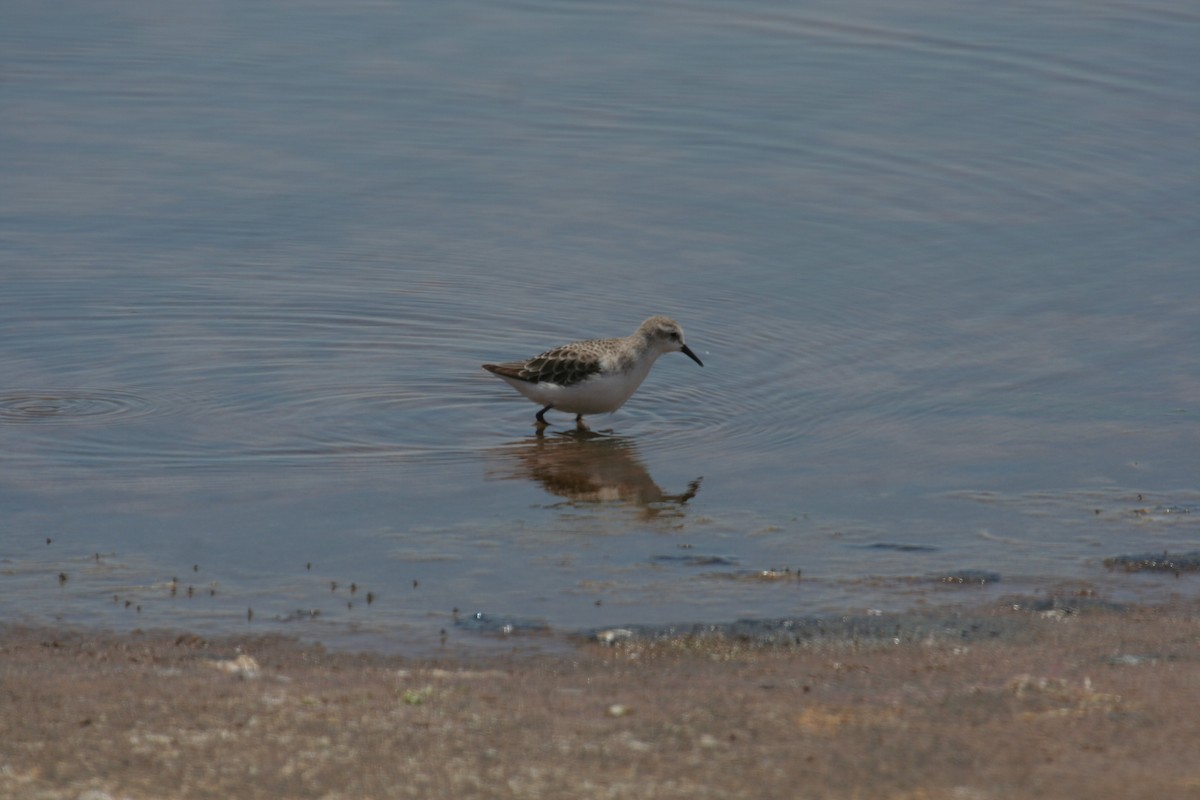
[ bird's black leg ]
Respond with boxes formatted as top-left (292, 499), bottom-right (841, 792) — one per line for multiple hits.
top-left (535, 405), bottom-right (552, 425)
top-left (575, 413), bottom-right (589, 430)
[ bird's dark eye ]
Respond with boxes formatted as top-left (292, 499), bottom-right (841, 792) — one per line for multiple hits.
top-left (669, 331), bottom-right (679, 340)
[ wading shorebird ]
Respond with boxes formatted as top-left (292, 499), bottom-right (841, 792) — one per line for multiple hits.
top-left (482, 315), bottom-right (703, 426)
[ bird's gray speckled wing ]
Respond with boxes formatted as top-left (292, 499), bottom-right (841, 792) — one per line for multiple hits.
top-left (485, 341), bottom-right (607, 387)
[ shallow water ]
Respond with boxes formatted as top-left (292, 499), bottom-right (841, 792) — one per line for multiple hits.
top-left (2, 0), bottom-right (1197, 653)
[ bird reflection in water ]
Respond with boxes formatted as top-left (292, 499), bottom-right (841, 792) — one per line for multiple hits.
top-left (487, 429), bottom-right (702, 518)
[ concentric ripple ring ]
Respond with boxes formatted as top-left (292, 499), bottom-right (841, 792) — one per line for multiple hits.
top-left (0, 390), bottom-right (154, 425)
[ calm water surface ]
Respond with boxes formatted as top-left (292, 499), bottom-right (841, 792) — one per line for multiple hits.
top-left (2, 0), bottom-right (1197, 653)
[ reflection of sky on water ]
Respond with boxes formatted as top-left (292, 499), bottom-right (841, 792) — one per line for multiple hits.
top-left (1, 0), bottom-right (1197, 649)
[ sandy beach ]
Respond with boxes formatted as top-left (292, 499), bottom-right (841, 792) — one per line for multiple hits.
top-left (3, 598), bottom-right (1199, 799)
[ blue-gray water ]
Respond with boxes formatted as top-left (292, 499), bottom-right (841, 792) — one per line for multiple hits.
top-left (2, 0), bottom-right (1197, 653)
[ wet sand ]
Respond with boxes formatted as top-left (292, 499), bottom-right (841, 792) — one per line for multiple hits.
top-left (3, 598), bottom-right (1199, 799)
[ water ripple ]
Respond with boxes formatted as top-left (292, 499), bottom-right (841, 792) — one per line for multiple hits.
top-left (0, 390), bottom-right (155, 425)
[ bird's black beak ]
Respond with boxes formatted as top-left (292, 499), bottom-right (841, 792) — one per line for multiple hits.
top-left (681, 344), bottom-right (704, 367)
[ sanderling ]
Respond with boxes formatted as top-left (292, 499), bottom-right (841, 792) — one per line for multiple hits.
top-left (482, 315), bottom-right (703, 426)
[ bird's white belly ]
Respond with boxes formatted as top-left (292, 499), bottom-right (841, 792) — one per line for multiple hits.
top-left (503, 368), bottom-right (650, 415)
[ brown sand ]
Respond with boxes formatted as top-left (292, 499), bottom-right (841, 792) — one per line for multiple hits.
top-left (3, 600), bottom-right (1199, 800)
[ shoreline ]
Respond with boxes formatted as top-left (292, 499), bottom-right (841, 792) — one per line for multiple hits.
top-left (3, 596), bottom-right (1199, 798)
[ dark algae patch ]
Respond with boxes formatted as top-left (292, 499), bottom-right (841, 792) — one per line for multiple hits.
top-left (932, 569), bottom-right (1002, 585)
top-left (1104, 551), bottom-right (1200, 574)
top-left (583, 612), bottom-right (1022, 647)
